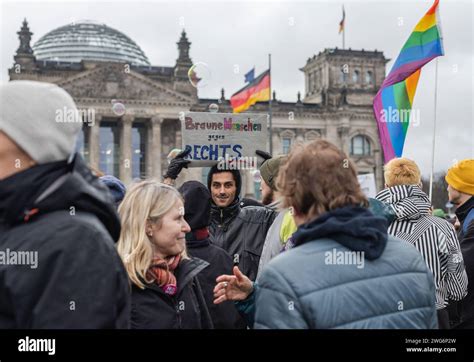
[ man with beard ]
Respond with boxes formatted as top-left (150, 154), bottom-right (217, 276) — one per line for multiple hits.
top-left (206, 165), bottom-right (276, 281)
top-left (445, 159), bottom-right (474, 328)
top-left (164, 149), bottom-right (277, 281)
top-left (256, 155), bottom-right (296, 279)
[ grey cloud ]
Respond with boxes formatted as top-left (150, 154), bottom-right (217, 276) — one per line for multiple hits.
top-left (1, 0), bottom-right (472, 174)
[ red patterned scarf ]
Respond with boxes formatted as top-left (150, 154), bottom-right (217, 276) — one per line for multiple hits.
top-left (147, 254), bottom-right (181, 296)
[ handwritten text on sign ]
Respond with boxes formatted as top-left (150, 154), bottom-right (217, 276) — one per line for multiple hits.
top-left (181, 112), bottom-right (268, 167)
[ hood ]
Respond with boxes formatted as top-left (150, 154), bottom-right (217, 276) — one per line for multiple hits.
top-left (368, 198), bottom-right (397, 224)
top-left (375, 184), bottom-right (431, 222)
top-left (266, 199), bottom-right (281, 211)
top-left (179, 180), bottom-right (211, 230)
top-left (99, 175), bottom-right (126, 205)
top-left (293, 206), bottom-right (388, 260)
top-left (455, 196), bottom-right (474, 225)
top-left (0, 154), bottom-right (121, 241)
top-left (207, 164), bottom-right (242, 202)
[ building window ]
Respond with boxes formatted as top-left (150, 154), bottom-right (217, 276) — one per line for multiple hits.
top-left (366, 70), bottom-right (373, 84)
top-left (352, 70), bottom-right (360, 83)
top-left (350, 135), bottom-right (371, 156)
top-left (76, 123), bottom-right (90, 163)
top-left (201, 167), bottom-right (210, 185)
top-left (99, 120), bottom-right (120, 177)
top-left (305, 130), bottom-right (320, 142)
top-left (132, 122), bottom-right (147, 180)
top-left (340, 68), bottom-right (346, 83)
top-left (282, 137), bottom-right (292, 154)
top-left (312, 72), bottom-right (317, 91)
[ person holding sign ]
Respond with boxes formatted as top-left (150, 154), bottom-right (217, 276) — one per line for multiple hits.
top-left (206, 164), bottom-right (276, 282)
top-left (163, 147), bottom-right (192, 186)
top-left (163, 147), bottom-right (277, 282)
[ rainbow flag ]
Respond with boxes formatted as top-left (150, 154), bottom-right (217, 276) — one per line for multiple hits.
top-left (373, 0), bottom-right (444, 162)
top-left (231, 69), bottom-right (270, 113)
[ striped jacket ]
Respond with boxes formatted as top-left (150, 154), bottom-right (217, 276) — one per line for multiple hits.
top-left (376, 185), bottom-right (468, 310)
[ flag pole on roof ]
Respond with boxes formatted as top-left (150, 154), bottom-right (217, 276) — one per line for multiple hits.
top-left (339, 5), bottom-right (346, 49)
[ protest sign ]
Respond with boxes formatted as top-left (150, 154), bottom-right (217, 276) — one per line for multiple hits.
top-left (357, 173), bottom-right (377, 198)
top-left (181, 112), bottom-right (268, 168)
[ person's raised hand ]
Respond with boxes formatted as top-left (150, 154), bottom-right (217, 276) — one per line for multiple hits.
top-left (213, 266), bottom-right (253, 304)
top-left (164, 146), bottom-right (191, 180)
top-left (256, 150), bottom-right (272, 162)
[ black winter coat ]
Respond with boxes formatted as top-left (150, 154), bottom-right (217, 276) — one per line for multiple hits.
top-left (187, 237), bottom-right (247, 329)
top-left (209, 200), bottom-right (277, 281)
top-left (131, 257), bottom-right (213, 329)
top-left (0, 155), bottom-right (130, 329)
top-left (449, 197), bottom-right (474, 328)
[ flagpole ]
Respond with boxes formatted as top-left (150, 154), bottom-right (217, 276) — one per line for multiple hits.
top-left (343, 20), bottom-right (345, 49)
top-left (342, 5), bottom-right (345, 50)
top-left (429, 58), bottom-right (439, 202)
top-left (269, 53), bottom-right (273, 155)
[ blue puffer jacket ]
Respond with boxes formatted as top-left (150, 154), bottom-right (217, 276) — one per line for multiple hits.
top-left (254, 206), bottom-right (438, 329)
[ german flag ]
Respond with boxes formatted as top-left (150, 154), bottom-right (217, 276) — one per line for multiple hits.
top-left (339, 5), bottom-right (345, 34)
top-left (230, 70), bottom-right (270, 113)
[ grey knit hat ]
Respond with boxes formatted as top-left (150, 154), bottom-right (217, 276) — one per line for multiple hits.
top-left (0, 80), bottom-right (82, 164)
top-left (259, 155), bottom-right (287, 191)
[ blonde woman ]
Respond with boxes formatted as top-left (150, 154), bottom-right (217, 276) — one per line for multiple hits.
top-left (117, 180), bottom-right (213, 329)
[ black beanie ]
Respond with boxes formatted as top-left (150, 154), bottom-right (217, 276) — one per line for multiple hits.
top-left (178, 181), bottom-right (211, 230)
top-left (207, 164), bottom-right (242, 200)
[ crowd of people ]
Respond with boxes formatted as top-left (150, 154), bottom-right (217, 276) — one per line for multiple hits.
top-left (1, 80), bottom-right (473, 329)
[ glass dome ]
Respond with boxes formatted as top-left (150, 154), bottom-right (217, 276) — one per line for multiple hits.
top-left (32, 20), bottom-right (150, 66)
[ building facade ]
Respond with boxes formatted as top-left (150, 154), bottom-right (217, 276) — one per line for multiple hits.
top-left (9, 19), bottom-right (388, 196)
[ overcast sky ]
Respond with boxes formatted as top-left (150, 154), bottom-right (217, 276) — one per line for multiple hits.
top-left (1, 0), bottom-right (472, 176)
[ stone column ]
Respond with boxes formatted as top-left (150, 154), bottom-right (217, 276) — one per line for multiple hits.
top-left (272, 130), bottom-right (280, 154)
top-left (374, 149), bottom-right (383, 191)
top-left (337, 116), bottom-right (351, 155)
top-left (296, 129), bottom-right (305, 143)
top-left (338, 126), bottom-right (350, 156)
top-left (147, 116), bottom-right (162, 179)
top-left (89, 115), bottom-right (102, 170)
top-left (175, 125), bottom-right (182, 149)
top-left (120, 115), bottom-right (133, 184)
top-left (305, 71), bottom-right (309, 96)
top-left (245, 169), bottom-right (256, 198)
top-left (324, 63), bottom-right (329, 88)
